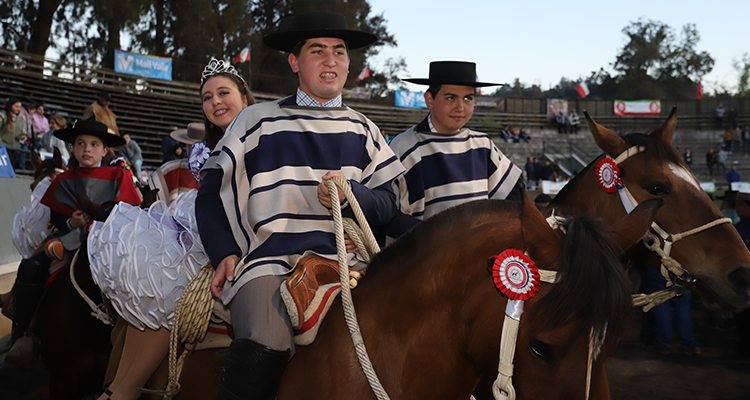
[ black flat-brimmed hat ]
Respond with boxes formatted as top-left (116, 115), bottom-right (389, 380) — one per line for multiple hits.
top-left (170, 122), bottom-right (206, 145)
top-left (54, 119), bottom-right (125, 147)
top-left (404, 61), bottom-right (502, 87)
top-left (263, 11), bottom-right (378, 52)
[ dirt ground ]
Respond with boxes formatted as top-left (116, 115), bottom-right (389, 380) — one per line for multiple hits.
top-left (0, 292), bottom-right (749, 400)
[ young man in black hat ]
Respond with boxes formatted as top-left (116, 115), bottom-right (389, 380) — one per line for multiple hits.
top-left (6, 119), bottom-right (140, 365)
top-left (385, 61), bottom-right (522, 235)
top-left (196, 11), bottom-right (404, 399)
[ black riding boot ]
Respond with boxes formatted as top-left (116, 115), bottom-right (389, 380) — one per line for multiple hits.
top-left (6, 257), bottom-right (49, 366)
top-left (216, 339), bottom-right (290, 400)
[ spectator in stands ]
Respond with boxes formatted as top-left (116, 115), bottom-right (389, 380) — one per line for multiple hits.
top-left (706, 148), bottom-right (717, 178)
top-left (729, 190), bottom-right (750, 359)
top-left (716, 103), bottom-right (726, 129)
top-left (734, 127), bottom-right (742, 153)
top-left (518, 128), bottom-right (531, 143)
top-left (723, 129), bottom-right (733, 152)
top-left (683, 148), bottom-right (693, 170)
top-left (730, 107), bottom-right (739, 129)
top-left (556, 111), bottom-right (568, 134)
top-left (31, 104), bottom-right (49, 149)
top-left (506, 126), bottom-right (519, 142)
top-left (118, 133), bottom-right (143, 184)
top-left (45, 115), bottom-right (70, 159)
top-left (83, 90), bottom-right (119, 135)
top-left (525, 157), bottom-right (535, 186)
top-left (0, 97), bottom-right (27, 170)
top-left (727, 163), bottom-right (741, 185)
top-left (646, 259), bottom-right (699, 356)
top-left (743, 126), bottom-right (750, 155)
top-left (568, 109), bottom-right (581, 134)
top-left (717, 148), bottom-right (728, 176)
top-left (161, 128), bottom-right (187, 163)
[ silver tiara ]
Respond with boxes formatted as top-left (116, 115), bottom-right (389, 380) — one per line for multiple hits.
top-left (201, 57), bottom-right (244, 83)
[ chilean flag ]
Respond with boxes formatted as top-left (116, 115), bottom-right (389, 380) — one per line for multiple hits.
top-left (576, 78), bottom-right (590, 98)
top-left (233, 44), bottom-right (250, 63)
top-left (696, 81), bottom-right (703, 99)
top-left (356, 63), bottom-right (371, 81)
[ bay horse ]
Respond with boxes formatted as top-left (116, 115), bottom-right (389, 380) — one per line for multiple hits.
top-left (171, 191), bottom-right (661, 399)
top-left (549, 109), bottom-right (750, 312)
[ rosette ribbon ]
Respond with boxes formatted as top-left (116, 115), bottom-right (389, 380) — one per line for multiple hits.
top-left (595, 157), bottom-right (623, 194)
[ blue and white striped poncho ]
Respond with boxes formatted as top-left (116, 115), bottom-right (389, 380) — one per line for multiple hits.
top-left (389, 118), bottom-right (522, 221)
top-left (200, 96), bottom-right (404, 303)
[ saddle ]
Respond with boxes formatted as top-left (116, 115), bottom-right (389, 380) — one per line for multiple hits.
top-left (280, 254), bottom-right (362, 346)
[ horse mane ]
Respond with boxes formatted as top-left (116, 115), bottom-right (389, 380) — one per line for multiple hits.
top-left (525, 216), bottom-right (632, 349)
top-left (362, 200), bottom-right (519, 281)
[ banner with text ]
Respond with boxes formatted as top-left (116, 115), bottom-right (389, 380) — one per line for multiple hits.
top-left (395, 90), bottom-right (427, 109)
top-left (614, 100), bottom-right (660, 116)
top-left (0, 145), bottom-right (16, 178)
top-left (115, 49), bottom-right (172, 81)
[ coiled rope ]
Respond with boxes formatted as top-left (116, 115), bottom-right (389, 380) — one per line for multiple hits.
top-left (325, 176), bottom-right (390, 400)
top-left (141, 264), bottom-right (216, 399)
top-left (69, 249), bottom-right (113, 326)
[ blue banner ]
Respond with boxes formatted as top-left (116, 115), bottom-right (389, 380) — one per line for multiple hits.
top-left (395, 90), bottom-right (427, 109)
top-left (0, 145), bottom-right (16, 178)
top-left (115, 49), bottom-right (172, 81)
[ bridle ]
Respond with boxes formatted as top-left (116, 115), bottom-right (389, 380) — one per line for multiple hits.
top-left (608, 146), bottom-right (732, 286)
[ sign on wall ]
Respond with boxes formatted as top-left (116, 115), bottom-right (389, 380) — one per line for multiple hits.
top-left (0, 145), bottom-right (16, 178)
top-left (614, 100), bottom-right (661, 116)
top-left (395, 90), bottom-right (427, 109)
top-left (115, 49), bottom-right (172, 81)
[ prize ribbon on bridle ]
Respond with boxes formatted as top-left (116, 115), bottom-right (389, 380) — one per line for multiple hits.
top-left (595, 157), bottom-right (622, 194)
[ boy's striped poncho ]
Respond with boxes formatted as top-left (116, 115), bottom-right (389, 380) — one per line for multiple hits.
top-left (389, 119), bottom-right (522, 220)
top-left (200, 97), bottom-right (404, 304)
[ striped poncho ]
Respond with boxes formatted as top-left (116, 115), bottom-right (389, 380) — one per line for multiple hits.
top-left (200, 96), bottom-right (404, 303)
top-left (389, 118), bottom-right (522, 220)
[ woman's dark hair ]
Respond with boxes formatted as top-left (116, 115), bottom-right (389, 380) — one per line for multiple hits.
top-left (4, 97), bottom-right (21, 130)
top-left (200, 72), bottom-right (256, 149)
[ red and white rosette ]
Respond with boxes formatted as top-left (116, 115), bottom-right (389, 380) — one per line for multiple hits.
top-left (595, 157), bottom-right (622, 193)
top-left (489, 249), bottom-right (540, 302)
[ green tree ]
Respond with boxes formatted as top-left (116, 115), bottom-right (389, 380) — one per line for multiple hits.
top-left (0, 0), bottom-right (64, 61)
top-left (733, 53), bottom-right (750, 98)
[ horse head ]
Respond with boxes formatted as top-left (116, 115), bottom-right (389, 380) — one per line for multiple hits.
top-left (506, 194), bottom-right (662, 400)
top-left (551, 108), bottom-right (750, 312)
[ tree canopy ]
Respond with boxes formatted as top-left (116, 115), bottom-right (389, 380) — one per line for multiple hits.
top-left (1, 0), bottom-right (396, 95)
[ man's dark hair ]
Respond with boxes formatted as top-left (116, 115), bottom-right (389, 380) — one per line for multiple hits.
top-left (426, 85), bottom-right (442, 98)
top-left (290, 39), bottom-right (350, 57)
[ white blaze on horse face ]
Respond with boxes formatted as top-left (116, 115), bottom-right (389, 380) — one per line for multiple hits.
top-left (669, 163), bottom-right (701, 191)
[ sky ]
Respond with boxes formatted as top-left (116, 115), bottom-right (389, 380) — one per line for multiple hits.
top-left (365, 0), bottom-right (749, 95)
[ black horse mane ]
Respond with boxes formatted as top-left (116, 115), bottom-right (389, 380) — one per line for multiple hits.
top-left (552, 131), bottom-right (684, 207)
top-left (526, 216), bottom-right (632, 345)
top-left (362, 200), bottom-right (519, 281)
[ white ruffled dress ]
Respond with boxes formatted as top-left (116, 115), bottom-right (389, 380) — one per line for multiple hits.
top-left (88, 189), bottom-right (209, 330)
top-left (13, 177), bottom-right (53, 258)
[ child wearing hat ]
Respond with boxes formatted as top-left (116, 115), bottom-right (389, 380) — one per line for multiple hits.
top-left (385, 61), bottom-right (523, 236)
top-left (6, 119), bottom-right (141, 365)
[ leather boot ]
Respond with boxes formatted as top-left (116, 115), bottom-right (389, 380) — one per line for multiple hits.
top-left (6, 279), bottom-right (46, 366)
top-left (216, 339), bottom-right (290, 400)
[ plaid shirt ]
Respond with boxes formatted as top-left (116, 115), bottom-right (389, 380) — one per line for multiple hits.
top-left (296, 87), bottom-right (342, 108)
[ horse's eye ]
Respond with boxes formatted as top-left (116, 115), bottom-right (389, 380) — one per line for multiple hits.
top-left (645, 183), bottom-right (669, 196)
top-left (530, 339), bottom-right (554, 362)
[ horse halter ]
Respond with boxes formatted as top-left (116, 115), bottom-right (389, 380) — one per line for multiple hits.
top-left (609, 146), bottom-right (732, 286)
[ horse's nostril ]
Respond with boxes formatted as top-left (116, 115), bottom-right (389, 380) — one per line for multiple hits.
top-left (728, 266), bottom-right (750, 292)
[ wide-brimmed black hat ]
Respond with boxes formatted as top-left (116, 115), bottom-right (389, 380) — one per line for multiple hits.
top-left (54, 119), bottom-right (125, 147)
top-left (170, 122), bottom-right (206, 145)
top-left (404, 61), bottom-right (502, 87)
top-left (263, 11), bottom-right (378, 52)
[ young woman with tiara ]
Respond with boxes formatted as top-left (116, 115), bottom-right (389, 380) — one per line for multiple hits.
top-left (88, 58), bottom-right (256, 400)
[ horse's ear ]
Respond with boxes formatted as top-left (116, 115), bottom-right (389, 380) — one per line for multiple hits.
top-left (649, 107), bottom-right (677, 145)
top-left (30, 150), bottom-right (42, 169)
top-left (140, 188), bottom-right (159, 209)
top-left (607, 199), bottom-right (664, 253)
top-left (76, 191), bottom-right (110, 222)
top-left (52, 147), bottom-right (64, 169)
top-left (519, 189), bottom-right (561, 262)
top-left (584, 111), bottom-right (628, 156)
